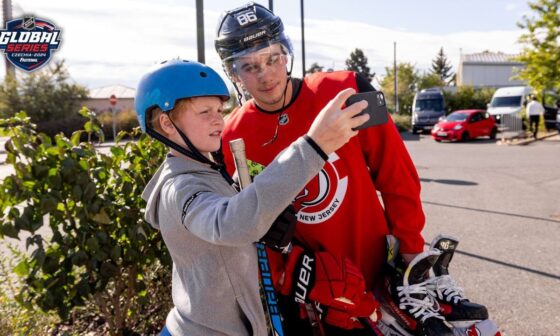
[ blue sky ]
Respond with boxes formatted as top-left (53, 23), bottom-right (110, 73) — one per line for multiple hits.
top-left (3, 0), bottom-right (532, 90)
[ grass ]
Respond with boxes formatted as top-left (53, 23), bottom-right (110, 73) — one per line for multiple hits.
top-left (0, 248), bottom-right (60, 336)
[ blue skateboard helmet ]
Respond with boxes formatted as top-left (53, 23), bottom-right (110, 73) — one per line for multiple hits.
top-left (135, 59), bottom-right (229, 132)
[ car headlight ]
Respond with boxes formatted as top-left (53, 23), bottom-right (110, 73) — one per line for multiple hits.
top-left (453, 124), bottom-right (463, 130)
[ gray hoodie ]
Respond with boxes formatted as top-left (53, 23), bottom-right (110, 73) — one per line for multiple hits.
top-left (142, 136), bottom-right (325, 336)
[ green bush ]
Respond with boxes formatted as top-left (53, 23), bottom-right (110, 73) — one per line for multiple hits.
top-left (444, 86), bottom-right (496, 114)
top-left (35, 115), bottom-right (89, 139)
top-left (0, 109), bottom-right (171, 335)
top-left (0, 60), bottom-right (88, 122)
top-left (391, 113), bottom-right (411, 132)
top-left (98, 109), bottom-right (140, 140)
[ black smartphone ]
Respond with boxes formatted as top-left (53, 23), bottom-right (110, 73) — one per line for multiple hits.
top-left (345, 91), bottom-right (389, 130)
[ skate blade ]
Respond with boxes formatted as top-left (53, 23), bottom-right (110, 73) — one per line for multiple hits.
top-left (449, 320), bottom-right (482, 329)
top-left (451, 319), bottom-right (501, 336)
top-left (378, 307), bottom-right (414, 336)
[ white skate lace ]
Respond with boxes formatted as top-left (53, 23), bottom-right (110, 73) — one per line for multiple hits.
top-left (426, 275), bottom-right (465, 304)
top-left (396, 280), bottom-right (444, 323)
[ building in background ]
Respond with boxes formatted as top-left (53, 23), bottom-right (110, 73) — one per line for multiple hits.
top-left (82, 84), bottom-right (135, 113)
top-left (457, 51), bottom-right (526, 88)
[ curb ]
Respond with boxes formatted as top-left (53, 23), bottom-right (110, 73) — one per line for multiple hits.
top-left (501, 131), bottom-right (559, 146)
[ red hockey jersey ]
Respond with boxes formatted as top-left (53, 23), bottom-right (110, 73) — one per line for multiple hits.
top-left (222, 71), bottom-right (425, 288)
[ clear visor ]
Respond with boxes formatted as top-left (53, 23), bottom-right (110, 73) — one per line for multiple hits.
top-left (224, 38), bottom-right (293, 77)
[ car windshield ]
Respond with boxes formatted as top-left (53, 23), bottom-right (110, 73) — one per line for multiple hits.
top-left (445, 113), bottom-right (468, 122)
top-left (490, 96), bottom-right (522, 107)
top-left (415, 99), bottom-right (443, 111)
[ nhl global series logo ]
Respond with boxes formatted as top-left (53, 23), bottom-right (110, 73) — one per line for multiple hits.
top-left (0, 17), bottom-right (61, 72)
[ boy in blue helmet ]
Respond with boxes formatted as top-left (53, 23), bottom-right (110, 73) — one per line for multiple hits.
top-left (135, 59), bottom-right (375, 335)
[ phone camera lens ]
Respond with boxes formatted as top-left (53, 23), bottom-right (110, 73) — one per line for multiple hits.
top-left (377, 93), bottom-right (385, 106)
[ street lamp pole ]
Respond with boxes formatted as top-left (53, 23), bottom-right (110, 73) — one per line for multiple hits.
top-left (196, 0), bottom-right (205, 63)
top-left (109, 94), bottom-right (117, 140)
top-left (300, 0), bottom-right (305, 77)
top-left (268, 0), bottom-right (273, 12)
top-left (394, 41), bottom-right (399, 114)
top-left (2, 0), bottom-right (15, 78)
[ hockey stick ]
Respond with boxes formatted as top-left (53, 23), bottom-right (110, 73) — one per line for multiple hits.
top-left (359, 317), bottom-right (385, 335)
top-left (304, 302), bottom-right (326, 336)
top-left (230, 138), bottom-right (326, 336)
top-left (230, 139), bottom-right (285, 336)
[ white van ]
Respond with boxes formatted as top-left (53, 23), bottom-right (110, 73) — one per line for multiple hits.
top-left (487, 86), bottom-right (532, 135)
top-left (487, 86), bottom-right (532, 117)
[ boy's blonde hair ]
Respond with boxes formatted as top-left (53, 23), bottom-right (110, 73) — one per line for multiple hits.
top-left (149, 98), bottom-right (193, 135)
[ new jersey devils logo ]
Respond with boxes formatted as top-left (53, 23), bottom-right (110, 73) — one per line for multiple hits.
top-left (466, 325), bottom-right (481, 336)
top-left (294, 152), bottom-right (348, 224)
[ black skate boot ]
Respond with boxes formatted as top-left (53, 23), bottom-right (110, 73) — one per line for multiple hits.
top-left (428, 234), bottom-right (489, 325)
top-left (380, 235), bottom-right (454, 336)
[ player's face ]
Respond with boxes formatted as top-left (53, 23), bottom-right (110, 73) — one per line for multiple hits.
top-left (232, 44), bottom-right (291, 111)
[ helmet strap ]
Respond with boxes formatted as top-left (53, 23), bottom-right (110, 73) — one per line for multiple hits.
top-left (232, 80), bottom-right (244, 106)
top-left (261, 70), bottom-right (292, 147)
top-left (167, 117), bottom-right (218, 166)
top-left (287, 53), bottom-right (294, 77)
top-left (146, 128), bottom-right (201, 163)
top-left (147, 115), bottom-right (223, 171)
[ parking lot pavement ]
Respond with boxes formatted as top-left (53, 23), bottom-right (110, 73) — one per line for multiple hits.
top-left (404, 133), bottom-right (560, 336)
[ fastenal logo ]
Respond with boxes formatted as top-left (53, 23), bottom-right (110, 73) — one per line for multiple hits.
top-left (0, 16), bottom-right (61, 72)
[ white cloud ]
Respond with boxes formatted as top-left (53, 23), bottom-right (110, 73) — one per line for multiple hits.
top-left (506, 3), bottom-right (519, 11)
top-left (287, 19), bottom-right (522, 80)
top-left (2, 0), bottom-right (523, 90)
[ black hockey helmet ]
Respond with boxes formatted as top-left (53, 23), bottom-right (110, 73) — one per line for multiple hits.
top-left (215, 2), bottom-right (293, 77)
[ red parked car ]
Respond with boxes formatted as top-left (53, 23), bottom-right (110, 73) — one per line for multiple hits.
top-left (431, 109), bottom-right (497, 142)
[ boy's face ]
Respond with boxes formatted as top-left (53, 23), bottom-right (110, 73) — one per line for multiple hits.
top-left (170, 96), bottom-right (225, 158)
top-left (232, 43), bottom-right (290, 111)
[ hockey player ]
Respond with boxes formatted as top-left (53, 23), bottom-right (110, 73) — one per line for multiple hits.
top-left (215, 3), bottom-right (434, 334)
top-left (135, 59), bottom-right (375, 335)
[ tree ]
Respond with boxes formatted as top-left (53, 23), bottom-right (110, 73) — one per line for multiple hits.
top-left (345, 48), bottom-right (375, 81)
top-left (306, 62), bottom-right (324, 74)
top-left (380, 62), bottom-right (419, 114)
top-left (516, 0), bottom-right (560, 94)
top-left (418, 72), bottom-right (445, 91)
top-left (444, 86), bottom-right (496, 113)
top-left (0, 60), bottom-right (88, 122)
top-left (431, 47), bottom-right (454, 84)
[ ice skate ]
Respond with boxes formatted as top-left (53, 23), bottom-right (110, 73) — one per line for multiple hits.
top-left (428, 234), bottom-right (489, 324)
top-left (379, 235), bottom-right (454, 336)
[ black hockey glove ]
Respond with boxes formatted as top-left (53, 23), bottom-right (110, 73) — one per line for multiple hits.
top-left (260, 204), bottom-right (297, 252)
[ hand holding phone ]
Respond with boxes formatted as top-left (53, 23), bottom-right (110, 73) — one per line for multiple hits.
top-left (345, 91), bottom-right (389, 130)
